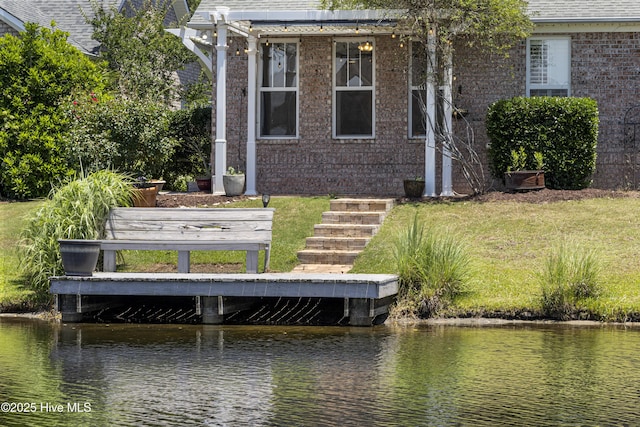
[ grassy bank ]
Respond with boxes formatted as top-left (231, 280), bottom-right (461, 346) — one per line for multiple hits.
top-left (3, 195), bottom-right (640, 321)
top-left (351, 197), bottom-right (640, 320)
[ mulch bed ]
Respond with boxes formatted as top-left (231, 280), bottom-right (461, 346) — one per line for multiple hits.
top-left (156, 188), bottom-right (640, 208)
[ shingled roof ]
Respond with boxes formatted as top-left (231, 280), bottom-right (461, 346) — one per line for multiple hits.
top-left (0, 0), bottom-right (190, 56)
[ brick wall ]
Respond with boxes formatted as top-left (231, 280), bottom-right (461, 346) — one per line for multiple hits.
top-left (212, 30), bottom-right (640, 196)
top-left (0, 21), bottom-right (19, 37)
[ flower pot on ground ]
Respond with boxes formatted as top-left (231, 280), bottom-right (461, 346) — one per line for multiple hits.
top-left (149, 179), bottom-right (166, 194)
top-left (196, 177), bottom-right (212, 192)
top-left (223, 166), bottom-right (245, 196)
top-left (132, 177), bottom-right (157, 207)
top-left (504, 149), bottom-right (545, 191)
top-left (403, 178), bottom-right (425, 198)
top-left (58, 239), bottom-right (101, 276)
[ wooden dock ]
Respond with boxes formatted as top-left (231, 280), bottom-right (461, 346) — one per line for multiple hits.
top-left (50, 272), bottom-right (398, 326)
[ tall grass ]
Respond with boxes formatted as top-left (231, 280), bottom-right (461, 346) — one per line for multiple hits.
top-left (393, 214), bottom-right (471, 317)
top-left (539, 242), bottom-right (601, 319)
top-left (19, 170), bottom-right (134, 302)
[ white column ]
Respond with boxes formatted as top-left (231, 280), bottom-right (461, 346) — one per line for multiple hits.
top-left (245, 36), bottom-right (258, 195)
top-left (424, 28), bottom-right (437, 197)
top-left (441, 48), bottom-right (454, 197)
top-left (213, 23), bottom-right (228, 195)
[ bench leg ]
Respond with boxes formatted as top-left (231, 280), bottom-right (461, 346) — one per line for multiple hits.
top-left (178, 251), bottom-right (190, 273)
top-left (246, 251), bottom-right (258, 273)
top-left (103, 250), bottom-right (116, 272)
top-left (264, 246), bottom-right (271, 272)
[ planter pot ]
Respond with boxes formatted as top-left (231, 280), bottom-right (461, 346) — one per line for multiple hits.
top-left (133, 186), bottom-right (157, 207)
top-left (149, 180), bottom-right (166, 194)
top-left (223, 174), bottom-right (245, 196)
top-left (505, 170), bottom-right (545, 191)
top-left (196, 177), bottom-right (212, 192)
top-left (59, 239), bottom-right (101, 276)
top-left (403, 179), bottom-right (425, 198)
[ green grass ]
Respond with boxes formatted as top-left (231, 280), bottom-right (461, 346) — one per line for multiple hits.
top-left (0, 200), bottom-right (43, 307)
top-left (4, 195), bottom-right (640, 320)
top-left (352, 197), bottom-right (640, 320)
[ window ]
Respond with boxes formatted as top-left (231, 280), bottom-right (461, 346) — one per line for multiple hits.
top-left (259, 41), bottom-right (298, 137)
top-left (409, 42), bottom-right (427, 138)
top-left (333, 40), bottom-right (374, 138)
top-left (527, 38), bottom-right (571, 97)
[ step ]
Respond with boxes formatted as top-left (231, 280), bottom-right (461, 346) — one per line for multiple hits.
top-left (297, 249), bottom-right (361, 265)
top-left (313, 224), bottom-right (380, 238)
top-left (322, 211), bottom-right (387, 225)
top-left (305, 236), bottom-right (370, 251)
top-left (330, 198), bottom-right (395, 213)
top-left (292, 264), bottom-right (353, 274)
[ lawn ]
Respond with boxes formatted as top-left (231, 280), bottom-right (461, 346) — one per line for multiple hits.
top-left (3, 195), bottom-right (640, 320)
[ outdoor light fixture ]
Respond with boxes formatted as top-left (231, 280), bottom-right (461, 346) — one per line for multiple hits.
top-left (262, 194), bottom-right (271, 208)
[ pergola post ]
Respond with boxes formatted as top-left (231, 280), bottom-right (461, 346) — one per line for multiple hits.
top-left (213, 20), bottom-right (228, 195)
top-left (245, 35), bottom-right (258, 195)
top-left (424, 27), bottom-right (437, 197)
top-left (441, 48), bottom-right (454, 197)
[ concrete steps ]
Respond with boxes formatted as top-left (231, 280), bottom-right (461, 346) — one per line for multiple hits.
top-left (293, 198), bottom-right (394, 273)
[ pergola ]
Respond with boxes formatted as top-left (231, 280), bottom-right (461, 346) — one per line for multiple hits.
top-left (171, 6), bottom-right (453, 196)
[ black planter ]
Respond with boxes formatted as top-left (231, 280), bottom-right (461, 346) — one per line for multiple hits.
top-left (403, 179), bottom-right (425, 198)
top-left (59, 240), bottom-right (101, 276)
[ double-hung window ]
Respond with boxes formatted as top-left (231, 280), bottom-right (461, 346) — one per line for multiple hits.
top-left (260, 41), bottom-right (298, 137)
top-left (333, 40), bottom-right (375, 138)
top-left (527, 37), bottom-right (571, 97)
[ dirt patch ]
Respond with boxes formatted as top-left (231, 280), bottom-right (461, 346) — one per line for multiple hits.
top-left (156, 192), bottom-right (250, 208)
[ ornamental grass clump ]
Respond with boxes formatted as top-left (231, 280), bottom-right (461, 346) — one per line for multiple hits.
top-left (19, 170), bottom-right (134, 302)
top-left (393, 214), bottom-right (471, 317)
top-left (539, 242), bottom-right (601, 320)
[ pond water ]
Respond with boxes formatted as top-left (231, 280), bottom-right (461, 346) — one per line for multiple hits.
top-left (1, 318), bottom-right (640, 426)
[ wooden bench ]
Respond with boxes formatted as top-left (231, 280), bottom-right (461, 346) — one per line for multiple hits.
top-left (100, 207), bottom-right (274, 273)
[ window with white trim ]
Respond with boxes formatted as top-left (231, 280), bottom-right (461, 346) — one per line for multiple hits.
top-left (527, 37), bottom-right (571, 97)
top-left (409, 41), bottom-right (427, 138)
top-left (333, 40), bottom-right (374, 138)
top-left (259, 41), bottom-right (298, 137)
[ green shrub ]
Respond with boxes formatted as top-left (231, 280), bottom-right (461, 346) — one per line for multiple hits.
top-left (19, 170), bottom-right (134, 302)
top-left (0, 23), bottom-right (107, 199)
top-left (67, 96), bottom-right (179, 179)
top-left (393, 214), bottom-right (471, 317)
top-left (487, 97), bottom-right (599, 189)
top-left (539, 242), bottom-right (601, 319)
top-left (164, 106), bottom-right (212, 189)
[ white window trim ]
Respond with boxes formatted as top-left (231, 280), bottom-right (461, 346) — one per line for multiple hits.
top-left (526, 36), bottom-right (571, 97)
top-left (332, 38), bottom-right (376, 140)
top-left (258, 38), bottom-right (300, 139)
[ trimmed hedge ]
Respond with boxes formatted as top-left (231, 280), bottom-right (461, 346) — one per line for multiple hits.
top-left (487, 97), bottom-right (599, 190)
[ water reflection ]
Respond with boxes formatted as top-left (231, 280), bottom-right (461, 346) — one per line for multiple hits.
top-left (2, 318), bottom-right (640, 426)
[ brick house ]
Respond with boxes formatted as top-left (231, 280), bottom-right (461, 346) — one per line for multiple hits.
top-left (185, 0), bottom-right (640, 196)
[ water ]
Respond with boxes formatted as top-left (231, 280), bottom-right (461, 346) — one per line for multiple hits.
top-left (1, 318), bottom-right (640, 426)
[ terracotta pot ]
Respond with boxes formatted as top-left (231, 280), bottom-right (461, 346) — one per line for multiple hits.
top-left (59, 239), bottom-right (101, 276)
top-left (403, 179), bottom-right (425, 198)
top-left (133, 187), bottom-right (157, 207)
top-left (505, 170), bottom-right (545, 191)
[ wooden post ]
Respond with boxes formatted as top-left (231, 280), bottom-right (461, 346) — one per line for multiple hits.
top-left (348, 298), bottom-right (374, 326)
top-left (57, 294), bottom-right (83, 322)
top-left (201, 296), bottom-right (224, 324)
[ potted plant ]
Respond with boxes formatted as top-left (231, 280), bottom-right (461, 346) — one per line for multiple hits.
top-left (132, 176), bottom-right (157, 207)
top-left (504, 148), bottom-right (545, 191)
top-left (58, 239), bottom-right (101, 276)
top-left (223, 166), bottom-right (245, 196)
top-left (403, 176), bottom-right (425, 198)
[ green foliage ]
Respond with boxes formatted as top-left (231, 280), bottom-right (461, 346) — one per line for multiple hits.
top-left (163, 106), bottom-right (211, 188)
top-left (86, 0), bottom-right (195, 105)
top-left (487, 97), bottom-right (599, 189)
top-left (67, 96), bottom-right (179, 179)
top-left (539, 242), bottom-right (601, 320)
top-left (19, 170), bottom-right (134, 301)
top-left (393, 214), bottom-right (471, 317)
top-left (0, 23), bottom-right (107, 199)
